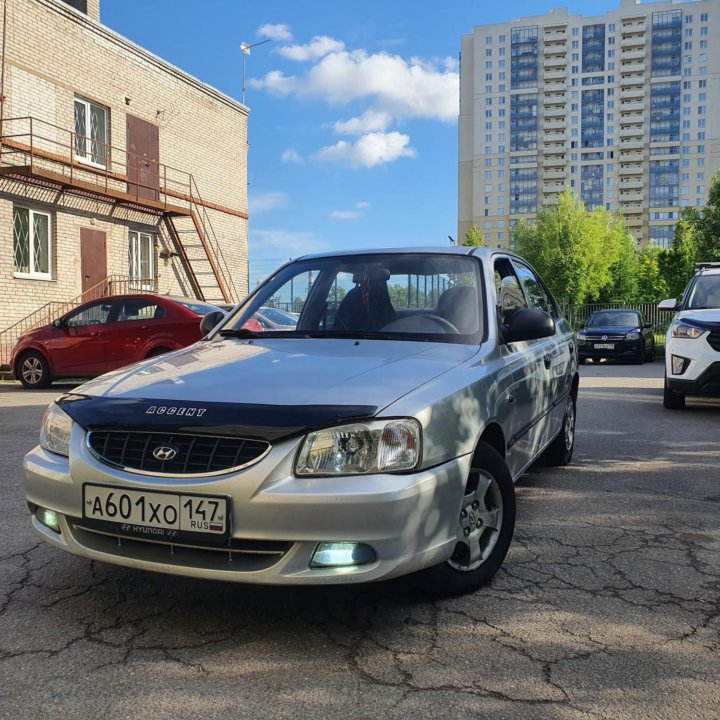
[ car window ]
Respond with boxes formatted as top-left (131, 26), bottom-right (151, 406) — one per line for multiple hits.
top-left (494, 258), bottom-right (528, 328)
top-left (117, 300), bottom-right (164, 322)
top-left (174, 300), bottom-right (224, 316)
top-left (587, 311), bottom-right (639, 326)
top-left (685, 274), bottom-right (720, 310)
top-left (66, 302), bottom-right (113, 327)
top-left (513, 262), bottom-right (557, 318)
top-left (227, 253), bottom-right (484, 343)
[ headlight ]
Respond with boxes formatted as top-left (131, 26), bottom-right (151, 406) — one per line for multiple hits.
top-left (40, 403), bottom-right (73, 456)
top-left (295, 419), bottom-right (421, 476)
top-left (672, 321), bottom-right (704, 339)
top-left (626, 330), bottom-right (641, 340)
top-left (576, 333), bottom-right (587, 342)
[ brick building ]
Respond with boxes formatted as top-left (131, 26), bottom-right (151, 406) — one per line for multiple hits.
top-left (0, 0), bottom-right (249, 351)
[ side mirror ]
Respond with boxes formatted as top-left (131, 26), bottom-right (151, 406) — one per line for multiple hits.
top-left (506, 308), bottom-right (556, 343)
top-left (53, 319), bottom-right (64, 329)
top-left (658, 298), bottom-right (678, 312)
top-left (643, 322), bottom-right (653, 329)
top-left (199, 310), bottom-right (226, 338)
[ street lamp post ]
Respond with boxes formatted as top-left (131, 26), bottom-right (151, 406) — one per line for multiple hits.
top-left (240, 39), bottom-right (271, 105)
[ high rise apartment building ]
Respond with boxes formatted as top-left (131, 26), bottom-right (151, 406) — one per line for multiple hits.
top-left (458, 0), bottom-right (720, 249)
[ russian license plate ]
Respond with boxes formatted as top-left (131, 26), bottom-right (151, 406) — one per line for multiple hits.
top-left (594, 343), bottom-right (614, 349)
top-left (83, 484), bottom-right (228, 540)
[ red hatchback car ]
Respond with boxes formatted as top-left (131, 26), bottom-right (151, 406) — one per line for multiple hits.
top-left (12, 294), bottom-right (221, 389)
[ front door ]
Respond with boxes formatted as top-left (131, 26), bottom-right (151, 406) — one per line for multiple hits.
top-left (127, 115), bottom-right (160, 201)
top-left (80, 228), bottom-right (107, 299)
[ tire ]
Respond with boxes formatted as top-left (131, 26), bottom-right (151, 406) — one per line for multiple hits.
top-left (663, 375), bottom-right (685, 410)
top-left (578, 357), bottom-right (586, 365)
top-left (413, 441), bottom-right (516, 597)
top-left (543, 394), bottom-right (576, 466)
top-left (17, 350), bottom-right (52, 389)
top-left (632, 342), bottom-right (645, 365)
top-left (645, 340), bottom-right (656, 363)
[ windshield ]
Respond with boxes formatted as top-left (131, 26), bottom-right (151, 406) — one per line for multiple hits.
top-left (586, 311), bottom-right (640, 327)
top-left (224, 253), bottom-right (484, 343)
top-left (685, 275), bottom-right (720, 310)
top-left (175, 300), bottom-right (226, 316)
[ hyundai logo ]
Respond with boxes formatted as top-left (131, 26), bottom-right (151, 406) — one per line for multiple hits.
top-left (153, 445), bottom-right (178, 461)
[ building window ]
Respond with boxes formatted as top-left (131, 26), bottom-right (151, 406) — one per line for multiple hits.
top-left (13, 206), bottom-right (52, 279)
top-left (128, 231), bottom-right (155, 289)
top-left (74, 97), bottom-right (108, 168)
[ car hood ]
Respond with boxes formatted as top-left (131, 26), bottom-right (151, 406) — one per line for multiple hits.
top-left (676, 308), bottom-right (720, 324)
top-left (75, 337), bottom-right (478, 411)
top-left (581, 324), bottom-right (638, 334)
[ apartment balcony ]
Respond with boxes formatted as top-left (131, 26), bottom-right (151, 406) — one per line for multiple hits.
top-left (542, 168), bottom-right (566, 180)
top-left (543, 119), bottom-right (566, 131)
top-left (544, 69), bottom-right (567, 81)
top-left (619, 126), bottom-right (644, 139)
top-left (620, 62), bottom-right (646, 75)
top-left (542, 194), bottom-right (563, 206)
top-left (619, 100), bottom-right (645, 113)
top-left (619, 111), bottom-right (644, 125)
top-left (544, 93), bottom-right (566, 106)
top-left (620, 191), bottom-right (644, 203)
top-left (544, 29), bottom-right (567, 42)
top-left (544, 155), bottom-right (566, 166)
top-left (543, 54), bottom-right (566, 68)
top-left (543, 105), bottom-right (566, 118)
top-left (619, 177), bottom-right (644, 190)
top-left (620, 73), bottom-right (645, 86)
top-left (543, 43), bottom-right (566, 56)
top-left (543, 130), bottom-right (566, 142)
top-left (545, 80), bottom-right (567, 92)
top-left (624, 213), bottom-right (645, 227)
top-left (619, 161), bottom-right (644, 173)
top-left (543, 181), bottom-right (566, 193)
top-left (621, 139), bottom-right (645, 150)
top-left (621, 19), bottom-right (646, 34)
top-left (620, 87), bottom-right (645, 101)
top-left (622, 49), bottom-right (646, 62)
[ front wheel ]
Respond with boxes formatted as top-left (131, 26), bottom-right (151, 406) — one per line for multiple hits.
top-left (414, 441), bottom-right (515, 597)
top-left (645, 340), bottom-right (656, 363)
top-left (17, 351), bottom-right (52, 389)
top-left (632, 342), bottom-right (645, 365)
top-left (543, 394), bottom-right (576, 466)
top-left (663, 375), bottom-right (685, 409)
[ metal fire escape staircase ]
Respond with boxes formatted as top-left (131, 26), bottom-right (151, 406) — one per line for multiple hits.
top-left (0, 116), bottom-right (242, 305)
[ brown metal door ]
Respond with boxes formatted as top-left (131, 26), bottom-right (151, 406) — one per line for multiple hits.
top-left (127, 115), bottom-right (160, 201)
top-left (80, 229), bottom-right (107, 298)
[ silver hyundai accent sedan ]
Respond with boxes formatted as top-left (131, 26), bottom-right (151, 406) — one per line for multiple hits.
top-left (23, 248), bottom-right (578, 596)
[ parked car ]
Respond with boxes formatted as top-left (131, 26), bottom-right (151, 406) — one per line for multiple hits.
top-left (217, 304), bottom-right (299, 331)
top-left (659, 262), bottom-right (720, 409)
top-left (12, 294), bottom-right (222, 389)
top-left (576, 309), bottom-right (655, 364)
top-left (23, 248), bottom-right (578, 596)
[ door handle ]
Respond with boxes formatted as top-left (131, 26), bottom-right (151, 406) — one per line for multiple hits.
top-left (89, 331), bottom-right (103, 337)
top-left (543, 355), bottom-right (551, 369)
top-left (507, 393), bottom-right (515, 405)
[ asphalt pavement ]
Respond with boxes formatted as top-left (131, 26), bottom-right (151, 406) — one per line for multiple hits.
top-left (0, 363), bottom-right (718, 720)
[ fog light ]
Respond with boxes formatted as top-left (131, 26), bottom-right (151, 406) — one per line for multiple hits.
top-left (310, 542), bottom-right (377, 568)
top-left (37, 507), bottom-right (60, 532)
top-left (671, 355), bottom-right (689, 375)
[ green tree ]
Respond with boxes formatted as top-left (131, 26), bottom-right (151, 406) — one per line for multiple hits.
top-left (695, 170), bottom-right (720, 262)
top-left (659, 211), bottom-right (699, 299)
top-left (464, 224), bottom-right (485, 247)
top-left (636, 245), bottom-right (669, 302)
top-left (512, 189), bottom-right (637, 305)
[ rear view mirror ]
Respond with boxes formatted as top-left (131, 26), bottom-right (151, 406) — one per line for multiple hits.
top-left (643, 322), bottom-right (652, 329)
top-left (506, 308), bottom-right (556, 343)
top-left (53, 319), bottom-right (63, 329)
top-left (658, 298), bottom-right (678, 312)
top-left (199, 311), bottom-right (226, 338)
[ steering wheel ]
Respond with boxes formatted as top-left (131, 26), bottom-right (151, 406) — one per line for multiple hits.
top-left (381, 315), bottom-right (459, 334)
top-left (425, 315), bottom-right (460, 333)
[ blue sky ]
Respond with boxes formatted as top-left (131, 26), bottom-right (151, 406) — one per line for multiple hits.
top-left (103, 0), bottom-right (616, 288)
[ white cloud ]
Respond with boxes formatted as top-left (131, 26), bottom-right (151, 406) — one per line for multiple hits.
top-left (281, 148), bottom-right (303, 164)
top-left (256, 24), bottom-right (293, 42)
top-left (277, 36), bottom-right (345, 62)
top-left (356, 201), bottom-right (371, 209)
top-left (250, 48), bottom-right (458, 124)
top-left (251, 229), bottom-right (326, 253)
top-left (330, 210), bottom-right (361, 220)
top-left (249, 191), bottom-right (288, 214)
top-left (313, 132), bottom-right (415, 168)
top-left (333, 110), bottom-right (391, 136)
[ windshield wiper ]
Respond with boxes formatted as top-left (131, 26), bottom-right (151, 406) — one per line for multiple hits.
top-left (218, 328), bottom-right (260, 338)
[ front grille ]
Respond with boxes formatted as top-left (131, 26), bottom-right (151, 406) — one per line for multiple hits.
top-left (586, 333), bottom-right (625, 342)
top-left (707, 332), bottom-right (720, 352)
top-left (87, 431), bottom-right (270, 476)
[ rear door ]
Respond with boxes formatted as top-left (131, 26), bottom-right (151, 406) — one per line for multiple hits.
top-left (50, 300), bottom-right (115, 375)
top-left (104, 297), bottom-right (168, 370)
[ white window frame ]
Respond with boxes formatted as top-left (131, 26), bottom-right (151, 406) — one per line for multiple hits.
top-left (128, 230), bottom-right (155, 290)
top-left (13, 206), bottom-right (52, 280)
top-left (74, 97), bottom-right (108, 169)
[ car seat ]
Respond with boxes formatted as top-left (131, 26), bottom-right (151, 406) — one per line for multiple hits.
top-left (334, 268), bottom-right (395, 331)
top-left (437, 286), bottom-right (479, 333)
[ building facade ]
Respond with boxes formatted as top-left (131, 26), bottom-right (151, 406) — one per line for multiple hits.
top-left (0, 0), bottom-right (249, 338)
top-left (458, 0), bottom-right (720, 249)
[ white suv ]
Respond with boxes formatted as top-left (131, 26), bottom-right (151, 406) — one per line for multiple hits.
top-left (659, 263), bottom-right (720, 409)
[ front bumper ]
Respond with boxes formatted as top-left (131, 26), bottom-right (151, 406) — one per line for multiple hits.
top-left (23, 425), bottom-right (471, 585)
top-left (578, 340), bottom-right (642, 360)
top-left (665, 334), bottom-right (720, 397)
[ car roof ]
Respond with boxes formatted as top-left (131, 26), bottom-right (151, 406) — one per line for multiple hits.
top-left (293, 246), bottom-right (523, 262)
